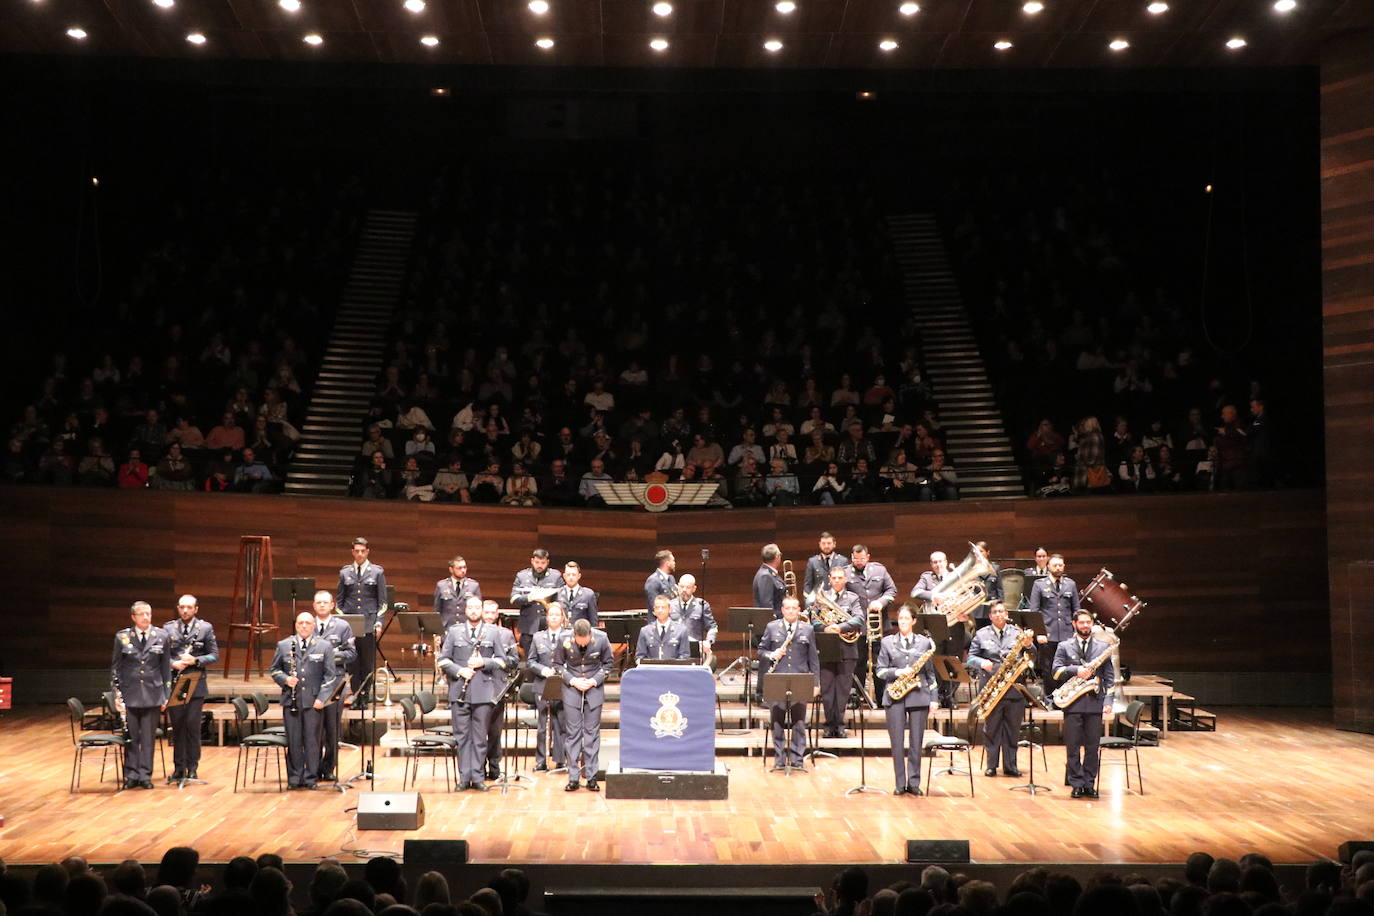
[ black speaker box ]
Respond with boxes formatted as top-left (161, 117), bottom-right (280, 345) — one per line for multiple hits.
top-left (403, 839), bottom-right (470, 866)
top-left (905, 839), bottom-right (971, 864)
top-left (1339, 841), bottom-right (1374, 863)
top-left (357, 792), bottom-right (425, 830)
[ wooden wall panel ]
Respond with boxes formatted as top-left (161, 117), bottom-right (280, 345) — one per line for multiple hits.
top-left (1321, 29), bottom-right (1374, 733)
top-left (0, 487), bottom-right (1329, 677)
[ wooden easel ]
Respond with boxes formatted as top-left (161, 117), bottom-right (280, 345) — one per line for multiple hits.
top-left (224, 536), bottom-right (279, 680)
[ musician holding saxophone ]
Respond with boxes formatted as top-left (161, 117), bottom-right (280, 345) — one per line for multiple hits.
top-left (268, 612), bottom-right (338, 790)
top-left (810, 566), bottom-right (865, 739)
top-left (757, 597), bottom-right (820, 771)
top-left (162, 594), bottom-right (218, 783)
top-left (875, 605), bottom-right (937, 796)
top-left (1053, 610), bottom-right (1116, 798)
top-left (112, 601), bottom-right (172, 790)
top-left (967, 602), bottom-right (1028, 778)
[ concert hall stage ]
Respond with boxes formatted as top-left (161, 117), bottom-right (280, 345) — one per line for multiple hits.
top-left (2, 706), bottom-right (1371, 868)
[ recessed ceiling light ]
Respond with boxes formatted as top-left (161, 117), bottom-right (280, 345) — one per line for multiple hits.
top-left (420, 34), bottom-right (439, 46)
top-left (528, 0), bottom-right (549, 11)
top-left (857, 90), bottom-right (875, 100)
top-left (153, 0), bottom-right (175, 8)
top-left (898, 1), bottom-right (919, 14)
top-left (775, 1), bottom-right (797, 13)
top-left (431, 87), bottom-right (450, 96)
top-left (1022, 1), bottom-right (1043, 13)
top-left (186, 31), bottom-right (207, 44)
top-left (994, 39), bottom-right (1013, 50)
top-left (303, 32), bottom-right (323, 45)
top-left (878, 38), bottom-right (898, 51)
top-left (1226, 36), bottom-right (1247, 49)
top-left (1108, 38), bottom-right (1129, 51)
top-left (66, 26), bottom-right (88, 39)
top-left (1146, 1), bottom-right (1168, 13)
top-left (404, 0), bottom-right (426, 12)
top-left (279, 0), bottom-right (301, 11)
top-left (535, 36), bottom-right (555, 48)
top-left (763, 38), bottom-right (783, 52)
top-left (652, 1), bottom-right (673, 15)
top-left (1273, 0), bottom-right (1296, 11)
top-left (649, 37), bottom-right (669, 50)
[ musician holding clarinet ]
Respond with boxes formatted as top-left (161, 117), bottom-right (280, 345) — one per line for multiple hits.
top-left (757, 596), bottom-right (820, 771)
top-left (268, 612), bottom-right (338, 790)
top-left (438, 596), bottom-right (517, 791)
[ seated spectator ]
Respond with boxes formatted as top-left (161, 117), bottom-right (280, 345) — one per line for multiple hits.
top-left (764, 458), bottom-right (800, 507)
top-left (803, 429), bottom-right (834, 473)
top-left (836, 422), bottom-right (877, 469)
top-left (762, 407), bottom-right (794, 441)
top-left (728, 428), bottom-right (765, 468)
top-left (510, 432), bottom-right (541, 468)
top-left (1153, 446), bottom-right (1182, 492)
top-left (879, 450), bottom-right (919, 501)
top-left (406, 429), bottom-right (437, 462)
top-left (432, 456), bottom-right (472, 504)
top-left (578, 458), bottom-right (612, 506)
top-left (622, 439), bottom-right (654, 479)
top-left (132, 409), bottom-right (168, 460)
top-left (399, 456), bottom-right (435, 502)
top-left (1140, 418), bottom-right (1172, 457)
top-left (661, 408), bottom-right (692, 446)
top-left (830, 373), bottom-right (860, 408)
top-left (863, 374), bottom-right (895, 406)
top-left (259, 389), bottom-right (299, 442)
top-left (396, 401), bottom-right (435, 432)
top-left (471, 461), bottom-right (505, 504)
top-left (1026, 419), bottom-right (1066, 469)
top-left (360, 425), bottom-right (394, 461)
top-left (233, 447), bottom-right (275, 494)
top-left (78, 438), bottom-right (116, 486)
top-left (206, 412), bottom-right (246, 453)
top-left (698, 459), bottom-right (732, 508)
top-left (800, 406), bottom-right (835, 440)
top-left (541, 459), bottom-right (582, 506)
top-left (1108, 416), bottom-right (1135, 468)
top-left (152, 442), bottom-right (195, 491)
top-left (768, 429), bottom-right (797, 469)
top-left (204, 450), bottom-right (235, 493)
top-left (248, 416), bottom-right (285, 469)
top-left (1213, 404), bottom-right (1248, 490)
top-left (501, 462), bottom-right (540, 507)
top-left (1194, 445), bottom-right (1219, 491)
top-left (732, 455), bottom-right (768, 507)
top-left (586, 429), bottom-right (617, 470)
top-left (1117, 445), bottom-right (1156, 493)
top-left (686, 433), bottom-right (724, 470)
top-left (1033, 451), bottom-right (1072, 497)
top-left (583, 379), bottom-right (614, 412)
top-left (919, 450), bottom-right (959, 501)
top-left (655, 439), bottom-right (687, 478)
top-left (166, 416), bottom-right (205, 451)
top-left (117, 448), bottom-right (149, 489)
top-left (844, 458), bottom-right (880, 504)
top-left (358, 451), bottom-right (396, 499)
top-left (811, 461), bottom-right (846, 505)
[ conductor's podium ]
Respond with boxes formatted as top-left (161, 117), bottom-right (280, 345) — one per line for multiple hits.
top-left (605, 663), bottom-right (729, 799)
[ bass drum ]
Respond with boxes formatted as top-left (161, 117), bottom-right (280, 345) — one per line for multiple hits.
top-left (1079, 568), bottom-right (1145, 627)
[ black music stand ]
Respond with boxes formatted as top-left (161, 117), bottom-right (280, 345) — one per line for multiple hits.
top-left (1009, 682), bottom-right (1052, 795)
top-left (541, 675), bottom-right (567, 775)
top-left (763, 672), bottom-right (814, 774)
top-left (340, 614), bottom-right (385, 786)
top-left (320, 675), bottom-right (352, 793)
top-left (491, 670), bottom-right (530, 793)
top-left (271, 578), bottom-right (316, 625)
top-left (398, 612), bottom-right (444, 692)
top-left (931, 655), bottom-right (972, 779)
top-left (601, 619), bottom-right (637, 675)
top-left (723, 607), bottom-right (774, 738)
top-left (808, 633), bottom-right (845, 762)
top-left (844, 671), bottom-right (886, 796)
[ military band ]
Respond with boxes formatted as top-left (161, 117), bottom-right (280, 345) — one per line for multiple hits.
top-left (1053, 610), bottom-right (1116, 798)
top-left (162, 594), bottom-right (217, 783)
top-left (267, 612), bottom-right (339, 790)
top-left (811, 566), bottom-right (865, 738)
top-left (112, 601), bottom-right (172, 790)
top-left (757, 596), bottom-right (821, 770)
top-left (554, 618), bottom-right (614, 791)
top-left (528, 603), bottom-right (568, 772)
top-left (311, 590), bottom-right (356, 783)
top-left (966, 602), bottom-right (1026, 778)
top-left (433, 556), bottom-right (482, 631)
top-left (875, 605), bottom-right (937, 795)
top-left (1028, 553), bottom-right (1079, 685)
top-left (336, 537), bottom-right (386, 696)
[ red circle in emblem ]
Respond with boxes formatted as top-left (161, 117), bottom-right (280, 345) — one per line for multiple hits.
top-left (645, 483), bottom-right (669, 505)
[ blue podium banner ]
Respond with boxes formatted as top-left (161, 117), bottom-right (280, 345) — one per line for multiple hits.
top-left (619, 665), bottom-right (717, 772)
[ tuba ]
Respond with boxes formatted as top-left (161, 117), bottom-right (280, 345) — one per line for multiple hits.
top-left (927, 543), bottom-right (993, 626)
top-left (968, 628), bottom-right (1036, 722)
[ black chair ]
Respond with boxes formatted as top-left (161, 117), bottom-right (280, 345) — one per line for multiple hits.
top-left (923, 731), bottom-right (976, 798)
top-left (102, 690), bottom-right (167, 779)
top-left (231, 696), bottom-right (286, 793)
top-left (67, 698), bottom-right (127, 792)
top-left (251, 691), bottom-right (288, 736)
top-left (398, 696), bottom-right (459, 791)
top-left (1097, 700), bottom-right (1147, 795)
top-left (413, 689), bottom-right (453, 736)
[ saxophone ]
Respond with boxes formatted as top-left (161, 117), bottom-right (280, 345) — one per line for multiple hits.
top-left (1051, 635), bottom-right (1118, 708)
top-left (810, 590), bottom-right (860, 643)
top-left (969, 629), bottom-right (1036, 721)
top-left (887, 645), bottom-right (937, 700)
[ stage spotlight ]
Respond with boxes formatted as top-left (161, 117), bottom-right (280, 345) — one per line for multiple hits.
top-left (405, 0), bottom-right (426, 12)
top-left (186, 31), bottom-right (207, 44)
top-left (763, 38), bottom-right (783, 52)
top-left (898, 2), bottom-right (919, 15)
top-left (1022, 2), bottom-right (1043, 13)
top-left (776, 1), bottom-right (797, 12)
top-left (303, 32), bottom-right (323, 44)
top-left (653, 1), bottom-right (673, 15)
top-left (879, 39), bottom-right (898, 51)
top-left (1146, 1), bottom-right (1168, 13)
top-left (529, 0), bottom-right (550, 11)
top-left (857, 90), bottom-right (875, 100)
top-left (1108, 38), bottom-right (1129, 51)
top-left (994, 39), bottom-right (1013, 50)
top-left (279, 0), bottom-right (301, 11)
top-left (535, 36), bottom-right (555, 48)
top-left (1273, 0), bottom-right (1296, 10)
top-left (650, 37), bottom-right (669, 50)
top-left (154, 0), bottom-right (175, 8)
top-left (420, 34), bottom-right (439, 46)
top-left (431, 87), bottom-right (450, 96)
top-left (1205, 184), bottom-right (1213, 193)
top-left (66, 27), bottom-right (88, 39)
top-left (1226, 36), bottom-right (1246, 49)
top-left (91, 177), bottom-right (99, 186)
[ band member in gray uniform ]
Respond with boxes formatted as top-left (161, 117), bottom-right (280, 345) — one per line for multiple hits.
top-left (802, 531), bottom-right (844, 600)
top-left (482, 599), bottom-right (516, 779)
top-left (527, 603), bottom-right (568, 771)
top-left (1053, 610), bottom-right (1116, 798)
top-left (971, 540), bottom-right (1004, 630)
top-left (511, 548), bottom-right (563, 653)
top-left (635, 596), bottom-right (692, 661)
top-left (433, 556), bottom-right (481, 631)
top-left (554, 618), bottom-right (614, 791)
top-left (556, 562), bottom-right (599, 627)
top-left (268, 612), bottom-right (339, 790)
top-left (966, 601), bottom-right (1026, 778)
top-left (112, 601), bottom-right (172, 789)
top-left (911, 550), bottom-right (962, 707)
top-left (162, 594), bottom-right (218, 782)
top-left (336, 537), bottom-right (387, 695)
top-left (811, 566), bottom-right (865, 738)
top-left (644, 549), bottom-right (678, 610)
top-left (757, 597), bottom-right (821, 770)
top-left (311, 590), bottom-right (356, 782)
top-left (669, 574), bottom-right (717, 662)
top-left (1028, 553), bottom-right (1080, 684)
top-left (846, 544), bottom-right (898, 691)
top-left (876, 605), bottom-right (938, 795)
top-left (753, 543), bottom-right (786, 618)
top-left (439, 596), bottom-right (517, 790)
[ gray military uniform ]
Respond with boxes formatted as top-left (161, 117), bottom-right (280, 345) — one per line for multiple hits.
top-left (1029, 575), bottom-right (1080, 682)
top-left (111, 626), bottom-right (172, 783)
top-left (635, 620), bottom-right (691, 661)
top-left (439, 621), bottom-right (518, 785)
top-left (876, 632), bottom-right (937, 791)
top-left (556, 584), bottom-right (599, 627)
top-left (669, 596), bottom-right (718, 651)
top-left (643, 569), bottom-right (677, 610)
top-left (433, 576), bottom-right (482, 631)
top-left (336, 561), bottom-right (386, 692)
top-left (553, 630), bottom-right (614, 781)
top-left (967, 624), bottom-right (1028, 771)
top-left (511, 567), bottom-right (564, 652)
top-left (268, 635), bottom-right (339, 788)
top-left (803, 551), bottom-right (845, 599)
top-left (527, 626), bottom-right (568, 768)
top-left (1054, 635), bottom-right (1115, 791)
top-left (811, 588), bottom-right (865, 733)
top-left (314, 615), bottom-right (356, 780)
top-left (757, 618), bottom-right (820, 767)
top-left (161, 617), bottom-right (218, 776)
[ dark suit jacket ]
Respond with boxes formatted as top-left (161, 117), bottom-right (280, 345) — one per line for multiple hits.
top-left (111, 626), bottom-right (172, 708)
top-left (1052, 635), bottom-right (1116, 714)
top-left (439, 621), bottom-right (518, 704)
top-left (753, 564), bottom-right (785, 617)
top-left (161, 617), bottom-right (218, 700)
top-left (268, 636), bottom-right (339, 707)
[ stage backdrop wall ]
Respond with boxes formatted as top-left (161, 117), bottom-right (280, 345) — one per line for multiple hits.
top-left (0, 487), bottom-right (1329, 704)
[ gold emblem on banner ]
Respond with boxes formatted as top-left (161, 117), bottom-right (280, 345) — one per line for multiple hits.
top-left (649, 691), bottom-right (687, 738)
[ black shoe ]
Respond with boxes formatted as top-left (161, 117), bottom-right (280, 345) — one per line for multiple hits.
top-left (895, 786), bottom-right (909, 795)
top-left (837, 728), bottom-right (849, 738)
top-left (1003, 768), bottom-right (1022, 778)
top-left (486, 766), bottom-right (501, 780)
top-left (469, 782), bottom-right (489, 792)
top-left (984, 767), bottom-right (997, 777)
top-left (319, 771), bottom-right (335, 782)
top-left (565, 781), bottom-right (580, 791)
top-left (288, 783), bottom-right (302, 790)
top-left (771, 762), bottom-right (787, 771)
top-left (534, 763), bottom-right (549, 772)
top-left (910, 786), bottom-right (923, 796)
top-left (791, 762), bottom-right (807, 773)
top-left (585, 779), bottom-right (599, 791)
top-left (1071, 786), bottom-right (1084, 798)
top-left (123, 779), bottom-right (138, 790)
top-left (302, 783), bottom-right (318, 790)
top-left (140, 780), bottom-right (155, 789)
top-left (1085, 787), bottom-right (1099, 798)
top-left (187, 768), bottom-right (198, 779)
top-left (169, 768), bottom-right (186, 783)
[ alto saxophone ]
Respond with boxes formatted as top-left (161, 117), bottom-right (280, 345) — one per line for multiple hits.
top-left (887, 645), bottom-right (937, 700)
top-left (969, 629), bottom-right (1036, 721)
top-left (810, 591), bottom-right (861, 643)
top-left (1052, 634), bottom-right (1118, 708)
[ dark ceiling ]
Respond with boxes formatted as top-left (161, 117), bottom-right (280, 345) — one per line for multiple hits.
top-left (2, 0), bottom-right (1370, 69)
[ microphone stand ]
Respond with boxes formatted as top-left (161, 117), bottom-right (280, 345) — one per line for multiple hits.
top-left (490, 669), bottom-right (530, 793)
top-left (844, 672), bottom-right (886, 795)
top-left (346, 669), bottom-right (384, 785)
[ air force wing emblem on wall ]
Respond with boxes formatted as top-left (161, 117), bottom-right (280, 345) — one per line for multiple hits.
top-left (593, 481), bottom-right (718, 512)
top-left (649, 691), bottom-right (688, 738)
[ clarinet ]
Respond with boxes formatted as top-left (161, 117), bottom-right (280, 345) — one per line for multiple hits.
top-left (111, 674), bottom-right (130, 737)
top-left (287, 640), bottom-right (300, 714)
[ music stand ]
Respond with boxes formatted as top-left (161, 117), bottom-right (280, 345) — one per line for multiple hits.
top-left (541, 675), bottom-right (566, 775)
top-left (808, 633), bottom-right (845, 762)
top-left (271, 578), bottom-right (316, 624)
top-left (932, 655), bottom-right (971, 779)
top-left (601, 619), bottom-right (637, 675)
top-left (398, 612), bottom-right (444, 691)
top-left (763, 672), bottom-right (814, 773)
top-left (167, 671), bottom-right (206, 789)
top-left (723, 607), bottom-right (774, 738)
top-left (491, 670), bottom-right (530, 793)
top-left (844, 671), bottom-right (886, 796)
top-left (340, 614), bottom-right (385, 786)
top-left (1008, 682), bottom-right (1051, 795)
top-left (321, 676), bottom-right (352, 793)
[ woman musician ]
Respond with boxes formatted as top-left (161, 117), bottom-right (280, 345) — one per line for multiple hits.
top-left (875, 605), bottom-right (938, 796)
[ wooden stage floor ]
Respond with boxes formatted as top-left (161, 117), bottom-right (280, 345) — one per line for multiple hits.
top-left (2, 707), bottom-right (1372, 867)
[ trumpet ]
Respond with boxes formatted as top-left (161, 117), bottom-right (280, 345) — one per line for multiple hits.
top-left (783, 559), bottom-right (797, 602)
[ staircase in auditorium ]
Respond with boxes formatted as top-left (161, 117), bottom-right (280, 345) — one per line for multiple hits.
top-left (887, 213), bottom-right (1024, 499)
top-left (284, 210), bottom-right (416, 497)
